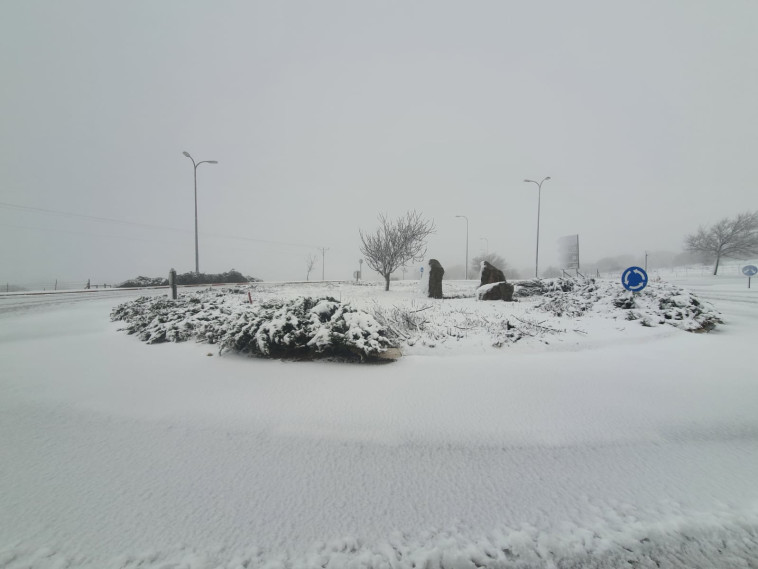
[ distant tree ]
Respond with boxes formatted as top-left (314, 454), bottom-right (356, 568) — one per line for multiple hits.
top-left (118, 269), bottom-right (259, 288)
top-left (359, 210), bottom-right (436, 291)
top-left (305, 253), bottom-right (317, 281)
top-left (471, 252), bottom-right (507, 277)
top-left (684, 211), bottom-right (758, 275)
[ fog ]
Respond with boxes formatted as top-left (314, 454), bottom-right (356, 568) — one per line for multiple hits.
top-left (2, 1), bottom-right (756, 286)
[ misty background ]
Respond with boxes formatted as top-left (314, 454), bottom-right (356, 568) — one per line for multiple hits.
top-left (1, 0), bottom-right (756, 286)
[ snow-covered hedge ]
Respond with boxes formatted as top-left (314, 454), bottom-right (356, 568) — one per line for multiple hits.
top-left (534, 278), bottom-right (722, 332)
top-left (111, 291), bottom-right (397, 362)
top-left (117, 269), bottom-right (260, 288)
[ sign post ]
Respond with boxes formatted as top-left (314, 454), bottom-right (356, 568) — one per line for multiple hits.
top-left (168, 268), bottom-right (177, 300)
top-left (743, 265), bottom-right (758, 288)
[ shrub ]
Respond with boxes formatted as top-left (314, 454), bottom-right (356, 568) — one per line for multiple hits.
top-left (111, 291), bottom-right (396, 362)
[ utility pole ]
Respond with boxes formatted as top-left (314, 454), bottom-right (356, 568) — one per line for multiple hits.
top-left (455, 215), bottom-right (469, 280)
top-left (319, 247), bottom-right (329, 281)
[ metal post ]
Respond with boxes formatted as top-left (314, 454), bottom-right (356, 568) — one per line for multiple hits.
top-left (524, 177), bottom-right (551, 278)
top-left (193, 165), bottom-right (198, 274)
top-left (169, 268), bottom-right (177, 300)
top-left (183, 152), bottom-right (218, 275)
top-left (319, 247), bottom-right (329, 281)
top-left (536, 188), bottom-right (540, 277)
top-left (455, 215), bottom-right (469, 280)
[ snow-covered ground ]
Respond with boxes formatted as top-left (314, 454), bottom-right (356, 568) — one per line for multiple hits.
top-left (1, 276), bottom-right (757, 568)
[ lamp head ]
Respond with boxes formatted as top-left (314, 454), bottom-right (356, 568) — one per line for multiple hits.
top-left (182, 151), bottom-right (191, 158)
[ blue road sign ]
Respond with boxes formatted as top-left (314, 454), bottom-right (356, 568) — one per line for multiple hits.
top-left (742, 265), bottom-right (758, 277)
top-left (622, 266), bottom-right (649, 291)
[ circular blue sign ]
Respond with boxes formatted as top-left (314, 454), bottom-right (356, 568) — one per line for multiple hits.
top-left (622, 266), bottom-right (649, 291)
top-left (743, 265), bottom-right (758, 277)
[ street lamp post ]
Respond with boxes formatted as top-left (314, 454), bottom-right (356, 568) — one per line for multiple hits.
top-left (183, 151), bottom-right (218, 274)
top-left (523, 177), bottom-right (551, 278)
top-left (455, 215), bottom-right (469, 280)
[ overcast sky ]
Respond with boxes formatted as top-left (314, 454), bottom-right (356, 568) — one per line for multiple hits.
top-left (1, 0), bottom-right (756, 285)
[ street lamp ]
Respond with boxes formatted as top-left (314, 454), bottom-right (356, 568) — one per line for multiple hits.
top-left (523, 177), bottom-right (551, 278)
top-left (480, 237), bottom-right (488, 255)
top-left (183, 151), bottom-right (218, 274)
top-left (455, 215), bottom-right (469, 280)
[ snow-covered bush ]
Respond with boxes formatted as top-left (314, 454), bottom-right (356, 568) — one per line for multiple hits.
top-left (117, 276), bottom-right (169, 288)
top-left (111, 291), bottom-right (397, 362)
top-left (117, 269), bottom-right (260, 288)
top-left (221, 296), bottom-right (394, 360)
top-left (370, 301), bottom-right (550, 349)
top-left (536, 278), bottom-right (722, 332)
top-left (515, 278), bottom-right (575, 297)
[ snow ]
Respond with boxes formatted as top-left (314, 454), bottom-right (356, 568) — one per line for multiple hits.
top-left (1, 276), bottom-right (757, 567)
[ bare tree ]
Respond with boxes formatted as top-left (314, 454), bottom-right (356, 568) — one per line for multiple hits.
top-left (471, 252), bottom-right (507, 277)
top-left (684, 211), bottom-right (758, 275)
top-left (305, 253), bottom-right (317, 281)
top-left (359, 211), bottom-right (436, 291)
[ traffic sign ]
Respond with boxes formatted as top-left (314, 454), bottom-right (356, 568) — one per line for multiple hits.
top-left (622, 266), bottom-right (648, 292)
top-left (742, 265), bottom-right (758, 276)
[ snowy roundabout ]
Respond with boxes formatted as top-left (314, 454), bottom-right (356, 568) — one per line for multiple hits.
top-left (110, 278), bottom-right (723, 362)
top-left (2, 276), bottom-right (758, 568)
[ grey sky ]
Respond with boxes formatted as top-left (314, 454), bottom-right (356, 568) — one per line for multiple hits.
top-left (1, 0), bottom-right (756, 285)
